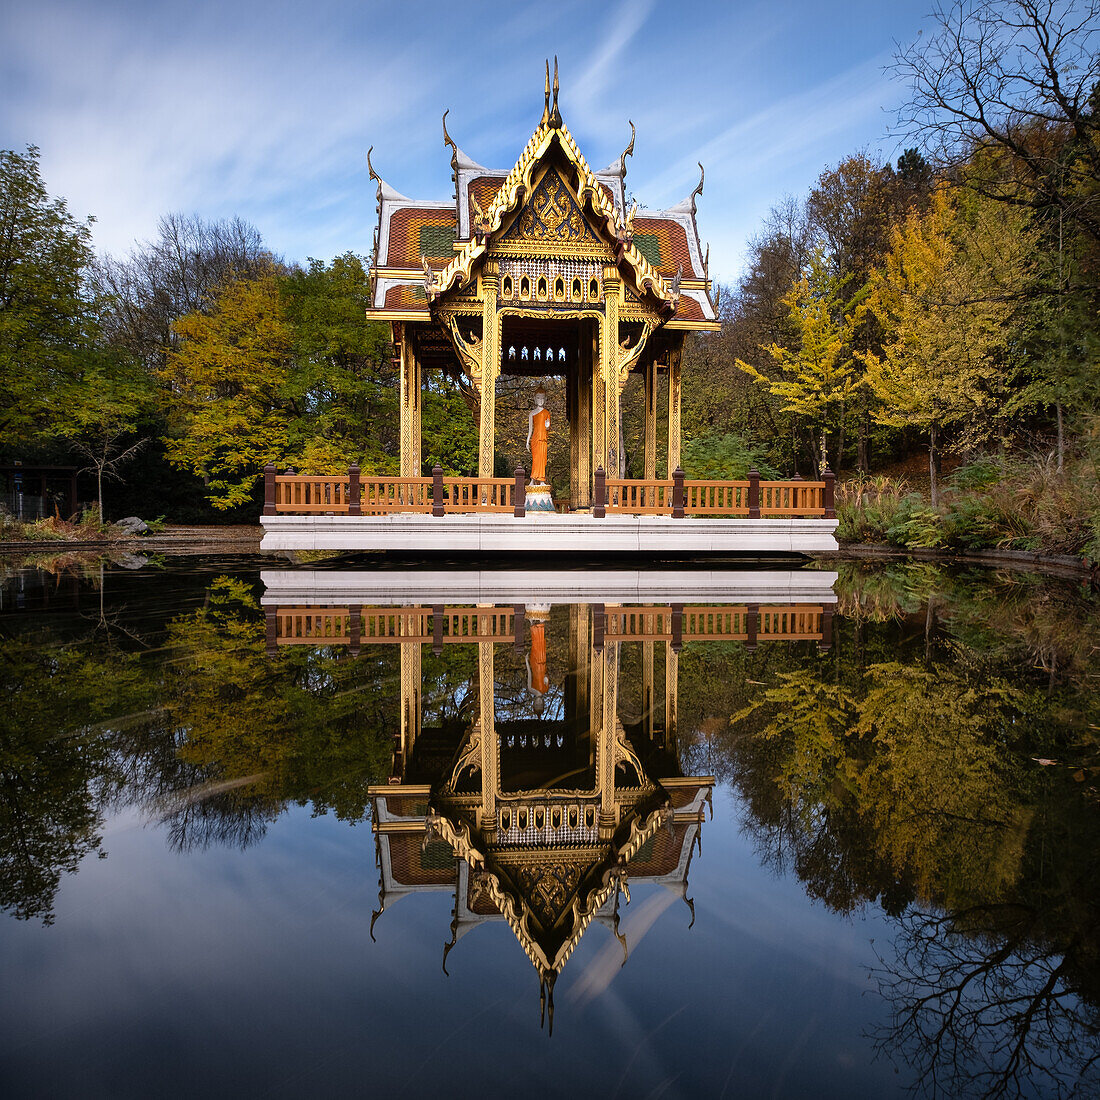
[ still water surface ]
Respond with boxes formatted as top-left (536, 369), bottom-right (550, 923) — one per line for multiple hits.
top-left (1, 556), bottom-right (1097, 1098)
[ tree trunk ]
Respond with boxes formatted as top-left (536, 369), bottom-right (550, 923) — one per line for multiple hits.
top-left (857, 410), bottom-right (868, 473)
top-left (97, 467), bottom-right (104, 522)
top-left (1056, 402), bottom-right (1064, 473)
top-left (928, 423), bottom-right (940, 508)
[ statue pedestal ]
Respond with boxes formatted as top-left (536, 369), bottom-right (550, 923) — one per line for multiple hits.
top-left (525, 481), bottom-right (555, 513)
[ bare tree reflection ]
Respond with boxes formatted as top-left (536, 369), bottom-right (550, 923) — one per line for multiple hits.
top-left (873, 903), bottom-right (1100, 1098)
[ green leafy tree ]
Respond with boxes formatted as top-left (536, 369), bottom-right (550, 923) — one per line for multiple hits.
top-left (0, 145), bottom-right (95, 450)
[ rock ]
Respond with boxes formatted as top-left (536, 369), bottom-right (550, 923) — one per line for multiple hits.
top-left (108, 552), bottom-right (149, 569)
top-left (111, 516), bottom-right (149, 535)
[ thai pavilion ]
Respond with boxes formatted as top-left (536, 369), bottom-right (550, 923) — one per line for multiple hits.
top-left (364, 62), bottom-right (720, 505)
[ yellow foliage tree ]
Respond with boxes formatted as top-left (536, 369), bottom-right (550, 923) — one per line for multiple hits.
top-left (859, 184), bottom-right (1034, 504)
top-left (737, 254), bottom-right (861, 471)
top-left (162, 265), bottom-right (293, 509)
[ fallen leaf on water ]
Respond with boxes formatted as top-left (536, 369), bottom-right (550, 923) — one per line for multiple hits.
top-left (1033, 758), bottom-right (1058, 766)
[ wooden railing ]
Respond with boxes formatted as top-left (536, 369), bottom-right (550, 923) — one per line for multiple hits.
top-left (606, 479), bottom-right (674, 513)
top-left (264, 464), bottom-right (834, 519)
top-left (444, 478), bottom-right (516, 513)
top-left (603, 605), bottom-right (826, 642)
top-left (273, 606), bottom-right (517, 646)
top-left (268, 603), bottom-right (833, 652)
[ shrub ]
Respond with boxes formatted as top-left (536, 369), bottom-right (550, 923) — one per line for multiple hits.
top-left (681, 432), bottom-right (781, 479)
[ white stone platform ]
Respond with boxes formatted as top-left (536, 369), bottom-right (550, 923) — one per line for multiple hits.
top-left (259, 512), bottom-right (838, 554)
top-left (259, 567), bottom-right (839, 605)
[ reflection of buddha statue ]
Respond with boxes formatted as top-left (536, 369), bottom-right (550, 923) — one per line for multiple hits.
top-left (525, 604), bottom-right (550, 716)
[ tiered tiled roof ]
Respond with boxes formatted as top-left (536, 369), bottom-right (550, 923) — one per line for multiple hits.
top-left (366, 92), bottom-right (718, 329)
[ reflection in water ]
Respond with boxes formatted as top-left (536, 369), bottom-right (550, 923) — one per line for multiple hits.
top-left (2, 558), bottom-right (1099, 1095)
top-left (359, 602), bottom-right (717, 1032)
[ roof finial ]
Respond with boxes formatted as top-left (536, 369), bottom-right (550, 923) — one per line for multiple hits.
top-left (366, 146), bottom-right (383, 213)
top-left (441, 109), bottom-right (459, 176)
top-left (542, 60), bottom-right (551, 125)
top-left (621, 120), bottom-right (636, 176)
top-left (549, 56), bottom-right (562, 128)
top-left (691, 162), bottom-right (705, 215)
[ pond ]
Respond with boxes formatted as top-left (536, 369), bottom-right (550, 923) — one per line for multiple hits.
top-left (1, 554), bottom-right (1097, 1098)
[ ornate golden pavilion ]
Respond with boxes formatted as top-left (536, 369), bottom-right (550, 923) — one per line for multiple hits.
top-left (364, 603), bottom-right (713, 1031)
top-left (366, 62), bottom-right (721, 504)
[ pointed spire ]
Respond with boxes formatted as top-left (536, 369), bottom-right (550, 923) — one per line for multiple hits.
top-left (691, 162), bottom-right (705, 215)
top-left (622, 120), bottom-right (636, 170)
top-left (441, 108), bottom-right (459, 177)
top-left (542, 59), bottom-right (551, 125)
top-left (549, 56), bottom-right (562, 128)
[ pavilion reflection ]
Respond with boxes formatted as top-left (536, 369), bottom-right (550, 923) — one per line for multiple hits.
top-left (261, 588), bottom-right (834, 1030)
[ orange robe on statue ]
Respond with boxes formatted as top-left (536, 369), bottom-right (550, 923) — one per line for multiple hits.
top-left (529, 622), bottom-right (549, 695)
top-left (530, 408), bottom-right (550, 483)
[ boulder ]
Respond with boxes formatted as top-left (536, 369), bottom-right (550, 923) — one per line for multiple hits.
top-left (111, 516), bottom-right (149, 536)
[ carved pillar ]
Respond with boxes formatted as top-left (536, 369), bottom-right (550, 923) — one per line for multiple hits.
top-left (667, 344), bottom-right (682, 477)
top-left (664, 640), bottom-right (678, 741)
top-left (478, 266), bottom-right (501, 480)
top-left (590, 319), bottom-right (604, 496)
top-left (602, 267), bottom-right (622, 477)
top-left (597, 639), bottom-right (621, 837)
top-left (478, 635), bottom-right (497, 829)
top-left (575, 322), bottom-right (592, 507)
top-left (568, 602), bottom-right (589, 724)
top-left (644, 356), bottom-right (658, 481)
top-left (400, 639), bottom-right (421, 776)
top-left (399, 325), bottom-right (422, 478)
top-left (642, 638), bottom-right (655, 737)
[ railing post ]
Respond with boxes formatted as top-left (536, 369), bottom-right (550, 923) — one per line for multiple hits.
top-left (670, 602), bottom-right (684, 651)
top-left (747, 468), bottom-right (761, 518)
top-left (263, 464), bottom-right (276, 515)
top-left (265, 606), bottom-right (278, 656)
top-left (347, 464), bottom-right (361, 516)
top-left (593, 466), bottom-right (606, 519)
top-left (746, 604), bottom-right (759, 651)
top-left (432, 465), bottom-right (445, 517)
top-left (514, 467), bottom-right (526, 517)
top-left (672, 467), bottom-right (685, 519)
top-left (592, 602), bottom-right (605, 651)
top-left (432, 603), bottom-right (445, 655)
top-left (819, 607), bottom-right (833, 652)
top-left (349, 605), bottom-right (361, 656)
top-left (513, 603), bottom-right (526, 654)
top-left (822, 466), bottom-right (836, 519)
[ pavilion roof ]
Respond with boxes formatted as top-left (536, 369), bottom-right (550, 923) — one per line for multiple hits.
top-left (366, 68), bottom-right (719, 329)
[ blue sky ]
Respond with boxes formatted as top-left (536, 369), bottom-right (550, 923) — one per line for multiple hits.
top-left (2, 0), bottom-right (937, 283)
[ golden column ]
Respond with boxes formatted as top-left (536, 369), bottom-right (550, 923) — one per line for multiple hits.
top-left (400, 638), bottom-right (421, 773)
top-left (664, 640), bottom-right (678, 740)
top-left (644, 356), bottom-right (658, 480)
top-left (602, 266), bottom-right (622, 477)
top-left (667, 346), bottom-right (682, 476)
top-left (478, 633), bottom-right (498, 830)
top-left (478, 264), bottom-right (501, 480)
top-left (398, 325), bottom-right (422, 478)
top-left (590, 320), bottom-right (604, 485)
top-left (597, 638), bottom-right (621, 838)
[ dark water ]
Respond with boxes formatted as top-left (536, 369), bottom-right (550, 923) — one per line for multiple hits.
top-left (1, 555), bottom-right (1097, 1099)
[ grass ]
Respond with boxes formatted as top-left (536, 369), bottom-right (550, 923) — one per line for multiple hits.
top-left (836, 454), bottom-right (1100, 560)
top-left (0, 506), bottom-right (125, 543)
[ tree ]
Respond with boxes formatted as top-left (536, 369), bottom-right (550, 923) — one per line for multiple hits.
top-left (737, 254), bottom-right (862, 471)
top-left (0, 145), bottom-right (95, 450)
top-left (859, 185), bottom-right (1035, 503)
top-left (280, 253), bottom-right (397, 473)
top-left (163, 264), bottom-right (293, 508)
top-left (895, 0), bottom-right (1100, 247)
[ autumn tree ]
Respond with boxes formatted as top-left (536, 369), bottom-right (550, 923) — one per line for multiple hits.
top-left (163, 263), bottom-right (294, 508)
top-left (859, 184), bottom-right (1035, 503)
top-left (737, 254), bottom-right (861, 471)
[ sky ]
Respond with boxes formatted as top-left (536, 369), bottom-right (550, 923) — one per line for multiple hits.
top-left (1, 0), bottom-right (940, 284)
